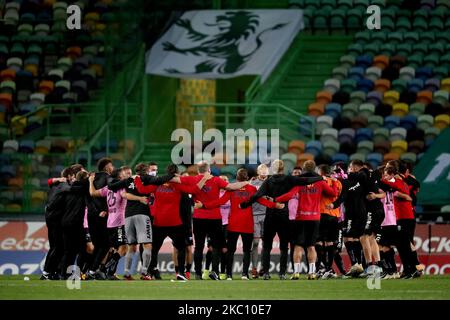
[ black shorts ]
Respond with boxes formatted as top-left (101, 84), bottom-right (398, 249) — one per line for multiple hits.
top-left (84, 228), bottom-right (92, 243)
top-left (288, 219), bottom-right (297, 244)
top-left (173, 226), bottom-right (194, 247)
top-left (376, 225), bottom-right (398, 247)
top-left (108, 225), bottom-right (127, 248)
top-left (294, 220), bottom-right (320, 248)
top-left (364, 210), bottom-right (385, 236)
top-left (343, 216), bottom-right (367, 238)
top-left (319, 214), bottom-right (339, 242)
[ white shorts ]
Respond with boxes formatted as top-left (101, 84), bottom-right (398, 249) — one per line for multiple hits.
top-left (125, 214), bottom-right (152, 244)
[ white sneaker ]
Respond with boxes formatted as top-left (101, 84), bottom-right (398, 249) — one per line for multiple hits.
top-left (227, 277), bottom-right (233, 281)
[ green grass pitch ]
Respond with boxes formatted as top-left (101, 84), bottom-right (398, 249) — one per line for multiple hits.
top-left (1, 275), bottom-right (450, 300)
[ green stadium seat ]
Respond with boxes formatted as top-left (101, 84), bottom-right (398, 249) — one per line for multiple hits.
top-left (320, 128), bottom-right (338, 143)
top-left (392, 79), bottom-right (408, 93)
top-left (355, 31), bottom-right (371, 44)
top-left (395, 17), bottom-right (411, 32)
top-left (420, 32), bottom-right (435, 44)
top-left (434, 66), bottom-right (448, 80)
top-left (346, 8), bottom-right (363, 30)
top-left (380, 43), bottom-right (395, 56)
top-left (390, 127), bottom-right (407, 141)
top-left (342, 103), bottom-right (358, 118)
top-left (429, 43), bottom-right (445, 56)
top-left (341, 79), bottom-right (357, 94)
top-left (412, 43), bottom-right (428, 56)
top-left (332, 66), bottom-right (348, 80)
top-left (340, 55), bottom-right (355, 68)
top-left (424, 54), bottom-right (440, 68)
top-left (349, 91), bottom-right (366, 105)
top-left (313, 9), bottom-right (330, 30)
top-left (380, 16), bottom-right (395, 32)
top-left (368, 115), bottom-right (384, 129)
top-left (359, 103), bottom-right (375, 118)
top-left (400, 152), bottom-right (417, 164)
top-left (322, 140), bottom-right (340, 157)
top-left (417, 114), bottom-right (434, 131)
top-left (396, 43), bottom-right (412, 57)
top-left (364, 43), bottom-right (380, 57)
top-left (373, 127), bottom-right (389, 143)
top-left (407, 55), bottom-right (423, 69)
top-left (424, 127), bottom-right (441, 141)
top-left (387, 32), bottom-right (403, 45)
top-left (404, 32), bottom-right (419, 45)
top-left (433, 90), bottom-right (449, 106)
top-left (348, 43), bottom-right (363, 56)
top-left (371, 31), bottom-right (387, 44)
top-left (440, 205), bottom-right (450, 213)
top-left (350, 153), bottom-right (366, 162)
top-left (357, 140), bottom-right (374, 154)
top-left (409, 103), bottom-right (426, 116)
top-left (337, 0), bottom-right (353, 9)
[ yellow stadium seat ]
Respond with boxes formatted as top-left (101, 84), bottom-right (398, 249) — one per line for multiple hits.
top-left (390, 140), bottom-right (408, 154)
top-left (383, 90), bottom-right (399, 105)
top-left (434, 114), bottom-right (450, 130)
top-left (392, 103), bottom-right (409, 117)
top-left (441, 78), bottom-right (450, 92)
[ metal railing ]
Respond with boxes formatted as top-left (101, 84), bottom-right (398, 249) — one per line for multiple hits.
top-left (190, 102), bottom-right (315, 142)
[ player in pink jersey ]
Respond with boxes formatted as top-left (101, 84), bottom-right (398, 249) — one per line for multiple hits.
top-left (89, 166), bottom-right (132, 279)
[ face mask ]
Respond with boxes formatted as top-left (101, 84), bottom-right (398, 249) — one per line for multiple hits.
top-left (148, 171), bottom-right (157, 176)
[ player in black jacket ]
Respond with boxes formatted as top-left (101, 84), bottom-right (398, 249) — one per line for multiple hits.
top-left (59, 170), bottom-right (91, 279)
top-left (41, 167), bottom-right (73, 280)
top-left (85, 158), bottom-right (114, 280)
top-left (329, 160), bottom-right (369, 277)
top-left (240, 159), bottom-right (324, 280)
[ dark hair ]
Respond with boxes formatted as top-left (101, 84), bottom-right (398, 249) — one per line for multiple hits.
top-left (70, 164), bottom-right (84, 175)
top-left (76, 170), bottom-right (88, 181)
top-left (148, 161), bottom-right (157, 166)
top-left (293, 166), bottom-right (302, 171)
top-left (386, 160), bottom-right (400, 173)
top-left (97, 157), bottom-right (112, 172)
top-left (398, 160), bottom-right (408, 175)
top-left (333, 161), bottom-right (347, 173)
top-left (350, 159), bottom-right (364, 168)
top-left (61, 167), bottom-right (72, 178)
top-left (363, 162), bottom-right (373, 170)
top-left (385, 166), bottom-right (397, 175)
top-left (318, 164), bottom-right (331, 176)
top-left (236, 168), bottom-right (249, 182)
top-left (110, 168), bottom-right (121, 179)
top-left (134, 162), bottom-right (149, 176)
top-left (166, 163), bottom-right (179, 175)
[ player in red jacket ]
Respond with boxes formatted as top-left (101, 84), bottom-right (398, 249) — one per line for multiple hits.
top-left (195, 168), bottom-right (284, 280)
top-left (134, 164), bottom-right (212, 281)
top-left (276, 161), bottom-right (338, 280)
